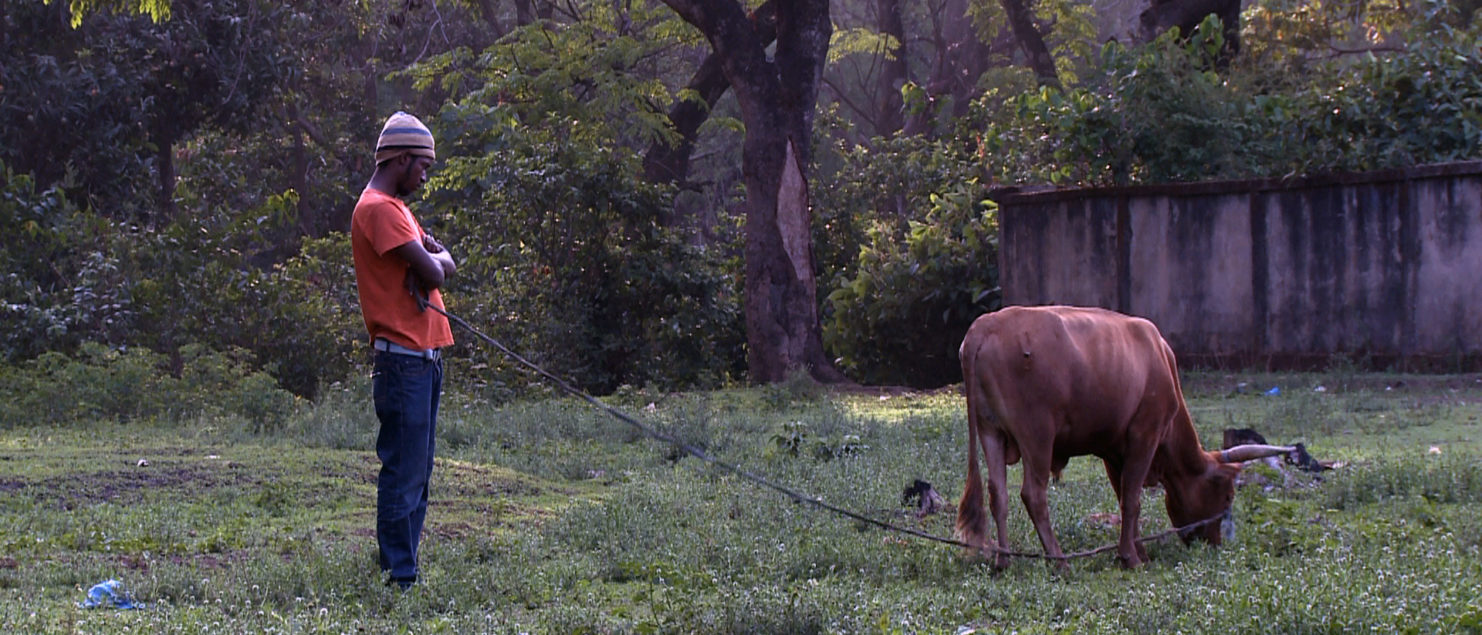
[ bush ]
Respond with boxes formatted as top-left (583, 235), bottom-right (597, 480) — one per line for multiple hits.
top-left (823, 180), bottom-right (1000, 388)
top-left (0, 342), bottom-right (297, 429)
top-left (812, 129), bottom-right (1001, 387)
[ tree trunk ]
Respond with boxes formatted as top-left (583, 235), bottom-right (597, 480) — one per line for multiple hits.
top-left (874, 0), bottom-right (907, 137)
top-left (907, 0), bottom-right (994, 135)
top-left (642, 1), bottom-right (776, 198)
top-left (641, 53), bottom-right (726, 191)
top-left (514, 0), bottom-right (534, 25)
top-left (999, 0), bottom-right (1059, 87)
top-left (155, 133), bottom-right (176, 224)
top-left (475, 0), bottom-right (507, 39)
top-left (661, 0), bottom-right (848, 384)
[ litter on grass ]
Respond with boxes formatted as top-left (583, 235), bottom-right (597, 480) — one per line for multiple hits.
top-left (79, 579), bottom-right (143, 610)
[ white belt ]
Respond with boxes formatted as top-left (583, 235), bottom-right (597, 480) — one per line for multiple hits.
top-left (374, 338), bottom-right (440, 360)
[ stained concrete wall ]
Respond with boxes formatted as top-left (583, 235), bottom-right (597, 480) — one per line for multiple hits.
top-left (995, 161), bottom-right (1482, 370)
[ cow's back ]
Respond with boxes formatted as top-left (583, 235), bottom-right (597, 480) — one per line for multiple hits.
top-left (960, 305), bottom-right (1182, 456)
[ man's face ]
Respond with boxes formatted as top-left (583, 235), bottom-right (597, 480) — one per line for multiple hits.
top-left (395, 155), bottom-right (435, 197)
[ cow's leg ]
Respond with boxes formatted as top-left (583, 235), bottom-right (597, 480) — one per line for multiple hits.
top-left (980, 430), bottom-right (1011, 570)
top-left (1115, 445), bottom-right (1158, 568)
top-left (1103, 460), bottom-right (1148, 565)
top-left (1017, 442), bottom-right (1065, 568)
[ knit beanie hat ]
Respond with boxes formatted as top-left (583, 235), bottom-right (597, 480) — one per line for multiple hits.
top-left (375, 111), bottom-right (436, 165)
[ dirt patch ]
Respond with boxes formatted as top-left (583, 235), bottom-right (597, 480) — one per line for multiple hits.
top-left (24, 464), bottom-right (268, 509)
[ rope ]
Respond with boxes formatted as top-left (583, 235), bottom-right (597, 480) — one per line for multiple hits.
top-left (419, 294), bottom-right (1231, 562)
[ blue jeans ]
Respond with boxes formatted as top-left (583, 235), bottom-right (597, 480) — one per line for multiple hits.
top-left (372, 351), bottom-right (442, 581)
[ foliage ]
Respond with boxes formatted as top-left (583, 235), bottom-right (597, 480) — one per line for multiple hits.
top-left (0, 341), bottom-right (297, 429)
top-left (0, 161), bottom-right (359, 397)
top-left (975, 12), bottom-right (1482, 187)
top-left (402, 15), bottom-right (744, 396)
top-left (2, 0), bottom-right (289, 221)
top-left (430, 115), bottom-right (743, 395)
top-left (1241, 0), bottom-right (1479, 71)
top-left (1, 162), bottom-right (136, 360)
top-left (404, 4), bottom-right (695, 153)
top-left (46, 0), bottom-right (171, 27)
top-left (977, 19), bottom-right (1247, 186)
top-left (1271, 31), bottom-right (1482, 172)
top-left (8, 0), bottom-right (1482, 403)
top-left (965, 0), bottom-right (1102, 85)
top-left (814, 132), bottom-right (1000, 387)
top-left (825, 188), bottom-right (1000, 388)
top-left (827, 26), bottom-right (898, 66)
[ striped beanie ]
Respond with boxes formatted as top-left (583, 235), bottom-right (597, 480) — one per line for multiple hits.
top-left (375, 111), bottom-right (436, 164)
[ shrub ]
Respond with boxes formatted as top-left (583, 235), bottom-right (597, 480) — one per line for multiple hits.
top-left (823, 180), bottom-right (1000, 388)
top-left (0, 342), bottom-right (297, 429)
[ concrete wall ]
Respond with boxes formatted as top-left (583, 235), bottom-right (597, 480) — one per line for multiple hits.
top-left (995, 161), bottom-right (1482, 370)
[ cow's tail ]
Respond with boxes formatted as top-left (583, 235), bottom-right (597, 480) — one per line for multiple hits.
top-left (955, 338), bottom-right (988, 551)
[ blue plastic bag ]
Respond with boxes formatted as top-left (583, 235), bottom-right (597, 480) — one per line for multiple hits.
top-left (79, 579), bottom-right (143, 610)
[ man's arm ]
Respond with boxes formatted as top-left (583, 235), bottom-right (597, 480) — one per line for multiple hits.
top-left (421, 234), bottom-right (457, 278)
top-left (391, 239), bottom-right (450, 290)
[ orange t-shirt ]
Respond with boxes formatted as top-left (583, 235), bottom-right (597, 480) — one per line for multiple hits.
top-left (351, 188), bottom-right (454, 350)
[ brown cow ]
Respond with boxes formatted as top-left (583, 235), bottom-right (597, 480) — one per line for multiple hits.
top-left (955, 306), bottom-right (1292, 568)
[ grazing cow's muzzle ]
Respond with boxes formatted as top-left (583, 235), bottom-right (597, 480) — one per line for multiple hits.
top-left (1178, 507), bottom-right (1234, 545)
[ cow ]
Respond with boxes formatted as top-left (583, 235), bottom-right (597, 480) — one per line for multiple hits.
top-left (955, 306), bottom-right (1293, 569)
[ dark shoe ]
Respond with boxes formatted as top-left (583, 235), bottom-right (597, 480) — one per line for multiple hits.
top-left (387, 575), bottom-right (417, 591)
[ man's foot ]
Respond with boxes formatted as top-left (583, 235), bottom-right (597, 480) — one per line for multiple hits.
top-left (387, 575), bottom-right (417, 591)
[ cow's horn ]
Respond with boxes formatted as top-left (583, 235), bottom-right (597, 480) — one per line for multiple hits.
top-left (1220, 444), bottom-right (1296, 463)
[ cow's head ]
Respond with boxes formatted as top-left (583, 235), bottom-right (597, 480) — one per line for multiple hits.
top-left (1166, 444), bottom-right (1294, 545)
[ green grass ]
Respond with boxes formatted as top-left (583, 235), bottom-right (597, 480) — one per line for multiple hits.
top-left (2, 372), bottom-right (1481, 632)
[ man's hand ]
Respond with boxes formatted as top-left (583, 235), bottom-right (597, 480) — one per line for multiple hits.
top-left (423, 234), bottom-right (456, 277)
top-left (430, 250), bottom-right (456, 277)
top-left (392, 237), bottom-right (449, 291)
top-left (404, 269), bottom-right (429, 309)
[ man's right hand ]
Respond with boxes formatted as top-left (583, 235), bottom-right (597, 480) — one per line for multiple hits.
top-left (392, 238), bottom-right (448, 290)
top-left (430, 250), bottom-right (456, 277)
top-left (404, 269), bottom-right (429, 309)
top-left (421, 234), bottom-right (456, 277)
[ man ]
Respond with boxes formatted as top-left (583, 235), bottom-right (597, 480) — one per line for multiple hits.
top-left (351, 111), bottom-right (456, 591)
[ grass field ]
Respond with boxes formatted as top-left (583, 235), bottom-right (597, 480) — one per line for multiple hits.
top-left (2, 371), bottom-right (1481, 633)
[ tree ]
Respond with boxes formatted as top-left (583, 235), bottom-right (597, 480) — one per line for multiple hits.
top-left (642, 2), bottom-right (776, 198)
top-left (660, 0), bottom-right (847, 384)
top-left (6, 0), bottom-right (286, 223)
top-left (873, 0), bottom-right (908, 135)
top-left (997, 0), bottom-right (1059, 86)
